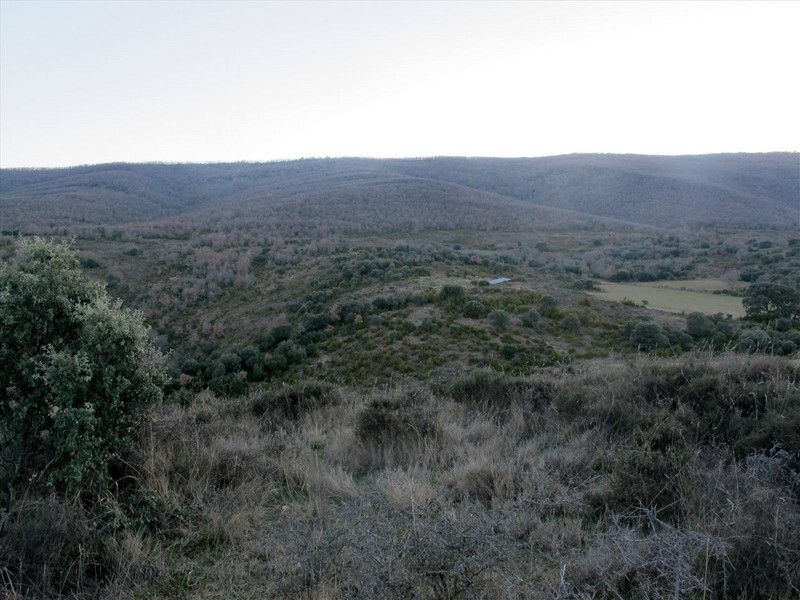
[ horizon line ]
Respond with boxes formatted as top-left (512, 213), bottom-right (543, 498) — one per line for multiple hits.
top-left (2, 150), bottom-right (798, 171)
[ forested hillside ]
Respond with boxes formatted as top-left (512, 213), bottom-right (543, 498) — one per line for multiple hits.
top-left (387, 153), bottom-right (799, 228)
top-left (2, 153), bottom-right (797, 232)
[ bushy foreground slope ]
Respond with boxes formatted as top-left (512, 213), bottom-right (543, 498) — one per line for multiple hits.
top-left (5, 353), bottom-right (797, 599)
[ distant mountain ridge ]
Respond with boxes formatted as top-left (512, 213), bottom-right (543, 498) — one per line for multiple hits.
top-left (1, 153), bottom-right (797, 231)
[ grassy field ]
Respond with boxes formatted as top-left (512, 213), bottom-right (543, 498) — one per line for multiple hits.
top-left (647, 278), bottom-right (748, 292)
top-left (590, 280), bottom-right (746, 317)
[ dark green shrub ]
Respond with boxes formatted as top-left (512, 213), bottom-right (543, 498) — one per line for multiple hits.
top-left (215, 352), bottom-right (242, 376)
top-left (439, 285), bottom-right (465, 301)
top-left (665, 328), bottom-right (693, 350)
top-left (488, 309), bottom-right (510, 329)
top-left (78, 255), bottom-right (101, 268)
top-left (263, 352), bottom-right (288, 375)
top-left (463, 300), bottom-right (486, 318)
top-left (338, 300), bottom-right (369, 323)
top-left (0, 238), bottom-right (165, 503)
top-left (208, 372), bottom-right (249, 397)
top-left (628, 318), bottom-right (669, 350)
top-left (419, 317), bottom-right (439, 333)
top-left (238, 345), bottom-right (261, 370)
top-left (736, 328), bottom-right (772, 353)
top-left (275, 339), bottom-right (306, 364)
top-left (372, 296), bottom-right (395, 311)
top-left (772, 336), bottom-right (798, 356)
top-left (561, 312), bottom-right (581, 333)
top-left (181, 358), bottom-right (202, 376)
top-left (539, 294), bottom-right (559, 318)
top-left (686, 312), bottom-right (714, 337)
top-left (611, 270), bottom-right (631, 282)
top-left (739, 267), bottom-right (764, 282)
top-left (711, 320), bottom-right (736, 349)
top-left (302, 312), bottom-right (331, 332)
top-left (501, 343), bottom-right (518, 360)
top-left (250, 361), bottom-right (265, 381)
top-left (520, 309), bottom-right (541, 328)
top-left (744, 283), bottom-right (800, 321)
top-left (258, 324), bottom-right (294, 351)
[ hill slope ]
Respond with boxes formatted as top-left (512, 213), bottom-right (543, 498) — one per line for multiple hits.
top-left (387, 153), bottom-right (799, 228)
top-left (1, 153), bottom-right (797, 231)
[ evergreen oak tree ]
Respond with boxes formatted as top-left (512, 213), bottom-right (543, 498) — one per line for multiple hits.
top-left (1, 238), bottom-right (165, 507)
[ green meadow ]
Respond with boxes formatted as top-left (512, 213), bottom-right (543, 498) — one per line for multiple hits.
top-left (590, 280), bottom-right (746, 317)
top-left (648, 278), bottom-right (748, 292)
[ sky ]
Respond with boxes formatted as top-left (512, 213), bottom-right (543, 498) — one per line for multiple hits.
top-left (1, 0), bottom-right (798, 168)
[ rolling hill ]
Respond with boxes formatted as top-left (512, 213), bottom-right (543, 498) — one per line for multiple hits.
top-left (1, 153), bottom-right (797, 233)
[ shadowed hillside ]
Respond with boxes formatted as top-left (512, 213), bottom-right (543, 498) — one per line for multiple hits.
top-left (2, 153), bottom-right (797, 232)
top-left (387, 153), bottom-right (799, 228)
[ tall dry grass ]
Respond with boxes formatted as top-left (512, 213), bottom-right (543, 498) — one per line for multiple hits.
top-left (4, 353), bottom-right (798, 598)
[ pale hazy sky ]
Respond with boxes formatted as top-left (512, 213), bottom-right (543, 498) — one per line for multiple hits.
top-left (1, 0), bottom-right (798, 168)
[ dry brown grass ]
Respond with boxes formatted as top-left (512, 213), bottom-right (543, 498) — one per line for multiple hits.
top-left (6, 354), bottom-right (799, 599)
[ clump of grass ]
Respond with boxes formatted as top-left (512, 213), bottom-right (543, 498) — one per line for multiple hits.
top-left (250, 380), bottom-right (341, 424)
top-left (0, 496), bottom-right (92, 598)
top-left (436, 368), bottom-right (554, 425)
top-left (273, 443), bottom-right (358, 514)
top-left (437, 368), bottom-right (519, 407)
top-left (131, 391), bottom-right (280, 563)
top-left (376, 468), bottom-right (437, 510)
top-left (352, 388), bottom-right (440, 473)
top-left (356, 392), bottom-right (434, 443)
top-left (444, 458), bottom-right (518, 507)
top-left (101, 529), bottom-right (166, 596)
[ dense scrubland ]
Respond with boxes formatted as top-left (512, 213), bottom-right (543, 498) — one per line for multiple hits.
top-left (1, 154), bottom-right (799, 598)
